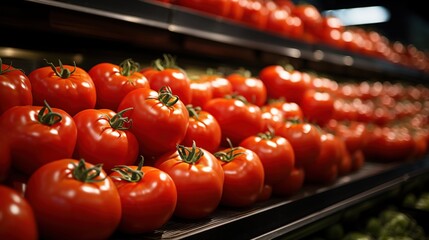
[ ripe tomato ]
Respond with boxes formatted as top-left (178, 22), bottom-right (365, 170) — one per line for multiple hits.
top-left (25, 159), bottom-right (122, 240)
top-left (261, 105), bottom-right (285, 131)
top-left (0, 101), bottom-right (77, 176)
top-left (275, 120), bottom-right (322, 169)
top-left (117, 86), bottom-right (189, 159)
top-left (154, 143), bottom-right (224, 219)
top-left (258, 65), bottom-right (311, 104)
top-left (73, 108), bottom-right (139, 174)
top-left (181, 105), bottom-right (221, 153)
top-left (240, 0), bottom-right (269, 29)
top-left (265, 98), bottom-right (304, 121)
top-left (175, 0), bottom-right (231, 18)
top-left (226, 71), bottom-right (267, 107)
top-left (146, 54), bottom-right (192, 105)
top-left (239, 130), bottom-right (295, 185)
top-left (292, 3), bottom-right (323, 39)
top-left (88, 58), bottom-right (150, 111)
top-left (110, 159), bottom-right (177, 234)
top-left (189, 76), bottom-right (213, 108)
top-left (300, 89), bottom-right (335, 126)
top-left (208, 74), bottom-right (233, 99)
top-left (214, 144), bottom-right (265, 207)
top-left (28, 59), bottom-right (96, 116)
top-left (225, 0), bottom-right (246, 21)
top-left (204, 95), bottom-right (264, 147)
top-left (272, 167), bottom-right (305, 197)
top-left (0, 60), bottom-right (32, 116)
top-left (0, 185), bottom-right (38, 240)
top-left (0, 133), bottom-right (11, 182)
top-left (257, 184), bottom-right (273, 202)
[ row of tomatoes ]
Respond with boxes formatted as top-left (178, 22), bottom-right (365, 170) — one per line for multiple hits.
top-left (1, 55), bottom-right (429, 240)
top-left (152, 0), bottom-right (429, 72)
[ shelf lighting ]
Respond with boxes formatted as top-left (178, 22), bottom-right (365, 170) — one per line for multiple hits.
top-left (323, 6), bottom-right (391, 26)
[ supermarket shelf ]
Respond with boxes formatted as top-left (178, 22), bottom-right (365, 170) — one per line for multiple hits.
top-left (109, 157), bottom-right (429, 240)
top-left (16, 0), bottom-right (428, 82)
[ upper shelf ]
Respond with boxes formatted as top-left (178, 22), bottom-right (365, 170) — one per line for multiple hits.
top-left (19, 0), bottom-right (428, 82)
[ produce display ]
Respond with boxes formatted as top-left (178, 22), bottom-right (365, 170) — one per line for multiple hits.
top-left (1, 50), bottom-right (429, 239)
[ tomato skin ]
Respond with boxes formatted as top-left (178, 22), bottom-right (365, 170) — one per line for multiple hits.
top-left (300, 89), bottom-right (335, 127)
top-left (0, 104), bottom-right (77, 176)
top-left (25, 159), bottom-right (122, 240)
top-left (110, 165), bottom-right (177, 234)
top-left (148, 68), bottom-right (192, 105)
top-left (28, 61), bottom-right (96, 117)
top-left (239, 133), bottom-right (295, 185)
top-left (272, 167), bottom-right (305, 197)
top-left (0, 63), bottom-right (32, 116)
top-left (208, 74), bottom-right (233, 99)
top-left (175, 0), bottom-right (231, 17)
top-left (117, 87), bottom-right (189, 159)
top-left (88, 61), bottom-right (150, 111)
top-left (0, 185), bottom-right (38, 240)
top-left (227, 72), bottom-right (267, 107)
top-left (275, 121), bottom-right (322, 169)
top-left (181, 107), bottom-right (221, 153)
top-left (257, 184), bottom-right (273, 202)
top-left (189, 78), bottom-right (213, 108)
top-left (215, 146), bottom-right (265, 208)
top-left (266, 99), bottom-right (304, 121)
top-left (154, 147), bottom-right (224, 219)
top-left (0, 133), bottom-right (11, 182)
top-left (73, 108), bottom-right (139, 174)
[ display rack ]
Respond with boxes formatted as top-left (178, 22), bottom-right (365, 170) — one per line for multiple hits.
top-left (2, 1), bottom-right (429, 239)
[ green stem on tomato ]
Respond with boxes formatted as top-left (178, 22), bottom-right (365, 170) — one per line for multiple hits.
top-left (214, 138), bottom-right (244, 163)
top-left (45, 59), bottom-right (76, 79)
top-left (119, 58), bottom-right (140, 77)
top-left (177, 141), bottom-right (204, 164)
top-left (111, 156), bottom-right (144, 182)
top-left (108, 107), bottom-right (133, 130)
top-left (72, 159), bottom-right (106, 183)
top-left (157, 86), bottom-right (179, 107)
top-left (38, 100), bottom-right (63, 126)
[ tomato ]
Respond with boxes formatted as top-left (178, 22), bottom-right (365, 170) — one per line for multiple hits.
top-left (73, 108), bottom-right (139, 174)
top-left (154, 142), bottom-right (224, 219)
top-left (272, 167), bottom-right (305, 197)
top-left (258, 65), bottom-right (312, 104)
top-left (28, 59), bottom-right (96, 116)
top-left (337, 139), bottom-right (352, 176)
top-left (0, 101), bottom-right (77, 176)
top-left (257, 184), bottom-right (273, 202)
top-left (265, 3), bottom-right (290, 35)
top-left (300, 89), bottom-right (335, 127)
top-left (204, 95), bottom-right (264, 147)
top-left (239, 130), bottom-right (294, 185)
top-left (25, 159), bottom-right (122, 240)
top-left (0, 59), bottom-right (32, 116)
top-left (0, 185), bottom-right (38, 240)
top-left (88, 58), bottom-right (150, 111)
top-left (304, 132), bottom-right (341, 184)
top-left (350, 149), bottom-right (365, 172)
top-left (265, 98), bottom-right (304, 121)
top-left (214, 144), bottom-right (265, 207)
top-left (240, 0), bottom-right (269, 29)
top-left (0, 133), bottom-right (11, 182)
top-left (275, 120), bottom-right (322, 169)
top-left (292, 3), bottom-right (323, 41)
top-left (181, 105), bottom-right (221, 153)
top-left (175, 0), bottom-right (231, 18)
top-left (227, 71), bottom-right (267, 107)
top-left (117, 86), bottom-right (189, 160)
top-left (209, 74), bottom-right (233, 98)
top-left (110, 159), bottom-right (177, 234)
top-left (189, 76), bottom-right (213, 108)
top-left (328, 120), bottom-right (368, 153)
top-left (261, 105), bottom-right (285, 131)
top-left (226, 0), bottom-right (246, 21)
top-left (317, 16), bottom-right (345, 48)
top-left (147, 54), bottom-right (192, 105)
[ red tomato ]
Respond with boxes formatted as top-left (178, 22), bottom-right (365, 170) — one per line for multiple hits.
top-left (175, 0), bottom-right (231, 17)
top-left (304, 132), bottom-right (341, 184)
top-left (214, 144), bottom-right (265, 207)
top-left (154, 143), bottom-right (224, 219)
top-left (0, 60), bottom-right (32, 116)
top-left (0, 185), bottom-right (38, 240)
top-left (261, 105), bottom-right (285, 131)
top-left (300, 89), bottom-right (335, 126)
top-left (110, 159), bottom-right (177, 234)
top-left (275, 120), bottom-right (322, 169)
top-left (239, 131), bottom-right (295, 185)
top-left (25, 159), bottom-right (122, 240)
top-left (88, 58), bottom-right (150, 111)
top-left (292, 3), bottom-right (323, 38)
top-left (240, 0), bottom-right (270, 29)
top-left (0, 101), bottom-right (77, 176)
top-left (350, 149), bottom-right (365, 172)
top-left (337, 139), bottom-right (353, 176)
top-left (147, 54), bottom-right (192, 105)
top-left (257, 184), bottom-right (273, 202)
top-left (0, 133), bottom-right (11, 182)
top-left (204, 95), bottom-right (264, 147)
top-left (181, 105), bottom-right (221, 153)
top-left (258, 65), bottom-right (312, 104)
top-left (28, 59), bottom-right (96, 116)
top-left (117, 86), bottom-right (189, 159)
top-left (208, 74), bottom-right (233, 98)
top-left (226, 0), bottom-right (246, 21)
top-left (189, 77), bottom-right (213, 108)
top-left (272, 167), bottom-right (305, 197)
top-left (73, 108), bottom-right (139, 174)
top-left (265, 4), bottom-right (290, 35)
top-left (265, 98), bottom-right (304, 121)
top-left (227, 71), bottom-right (267, 106)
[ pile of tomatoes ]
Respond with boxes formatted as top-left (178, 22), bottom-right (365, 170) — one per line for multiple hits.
top-left (1, 55), bottom-right (428, 240)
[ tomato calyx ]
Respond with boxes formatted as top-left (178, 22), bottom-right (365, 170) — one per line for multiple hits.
top-left (45, 59), bottom-right (76, 79)
top-left (257, 128), bottom-right (275, 140)
top-left (153, 54), bottom-right (179, 71)
top-left (111, 156), bottom-right (144, 182)
top-left (72, 159), bottom-right (106, 183)
top-left (214, 138), bottom-right (244, 163)
top-left (0, 58), bottom-right (23, 74)
top-left (186, 104), bottom-right (201, 120)
top-left (103, 107), bottom-right (133, 130)
top-left (157, 86), bottom-right (180, 107)
top-left (225, 92), bottom-right (248, 104)
top-left (119, 58), bottom-right (140, 77)
top-left (38, 100), bottom-right (63, 126)
top-left (177, 141), bottom-right (204, 164)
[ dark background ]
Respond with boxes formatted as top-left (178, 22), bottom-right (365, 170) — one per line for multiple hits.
top-left (300, 0), bottom-right (429, 52)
